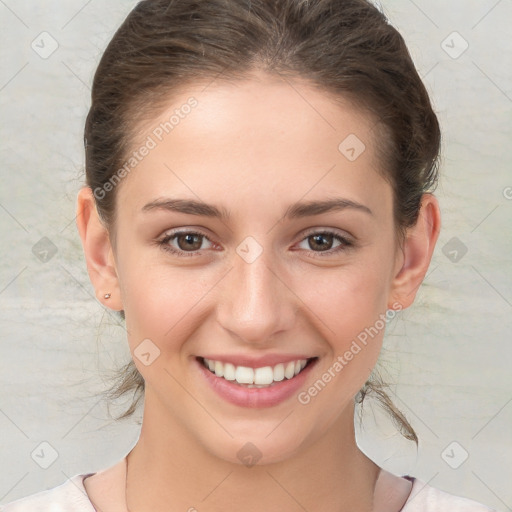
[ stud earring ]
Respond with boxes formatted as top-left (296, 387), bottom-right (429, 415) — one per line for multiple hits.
top-left (104, 293), bottom-right (111, 299)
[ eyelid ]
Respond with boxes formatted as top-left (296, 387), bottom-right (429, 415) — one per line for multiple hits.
top-left (294, 229), bottom-right (354, 257)
top-left (157, 227), bottom-right (355, 257)
top-left (301, 227), bottom-right (354, 243)
top-left (158, 228), bottom-right (215, 256)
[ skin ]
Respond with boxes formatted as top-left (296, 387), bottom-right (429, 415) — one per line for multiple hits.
top-left (77, 70), bottom-right (440, 512)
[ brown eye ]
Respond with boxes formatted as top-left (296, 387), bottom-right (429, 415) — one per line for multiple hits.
top-left (175, 233), bottom-right (204, 251)
top-left (297, 230), bottom-right (353, 257)
top-left (308, 233), bottom-right (335, 251)
top-left (159, 230), bottom-right (214, 257)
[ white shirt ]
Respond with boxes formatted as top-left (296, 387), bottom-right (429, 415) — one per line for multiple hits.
top-left (1, 464), bottom-right (496, 511)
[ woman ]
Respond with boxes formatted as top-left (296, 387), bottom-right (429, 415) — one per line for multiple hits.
top-left (2, 0), bottom-right (496, 510)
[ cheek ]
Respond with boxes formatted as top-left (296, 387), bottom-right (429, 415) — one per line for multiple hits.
top-left (297, 259), bottom-right (392, 335)
top-left (290, 256), bottom-right (393, 392)
top-left (118, 259), bottom-right (210, 349)
top-left (292, 265), bottom-right (391, 418)
top-left (116, 231), bottom-right (395, 358)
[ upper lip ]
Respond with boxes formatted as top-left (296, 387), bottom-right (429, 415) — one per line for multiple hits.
top-left (198, 354), bottom-right (317, 368)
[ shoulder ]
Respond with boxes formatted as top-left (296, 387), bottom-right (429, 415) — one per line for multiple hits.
top-left (0, 474), bottom-right (96, 512)
top-left (402, 477), bottom-right (497, 512)
top-left (1, 456), bottom-right (128, 512)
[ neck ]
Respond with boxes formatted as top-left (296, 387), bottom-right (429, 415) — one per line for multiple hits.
top-left (126, 396), bottom-right (381, 512)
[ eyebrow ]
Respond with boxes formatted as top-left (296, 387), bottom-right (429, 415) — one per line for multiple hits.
top-left (141, 197), bottom-right (373, 220)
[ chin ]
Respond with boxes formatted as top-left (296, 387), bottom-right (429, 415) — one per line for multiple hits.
top-left (197, 423), bottom-right (317, 468)
top-left (211, 440), bottom-right (299, 468)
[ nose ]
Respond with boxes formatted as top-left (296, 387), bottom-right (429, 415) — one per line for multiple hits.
top-left (216, 244), bottom-right (296, 346)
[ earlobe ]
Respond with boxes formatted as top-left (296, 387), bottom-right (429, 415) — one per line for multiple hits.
top-left (388, 193), bottom-right (441, 310)
top-left (76, 186), bottom-right (123, 311)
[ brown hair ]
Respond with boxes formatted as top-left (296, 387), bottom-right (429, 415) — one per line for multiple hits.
top-left (84, 0), bottom-right (441, 444)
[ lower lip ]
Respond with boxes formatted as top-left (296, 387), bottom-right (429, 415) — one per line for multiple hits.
top-left (196, 358), bottom-right (317, 408)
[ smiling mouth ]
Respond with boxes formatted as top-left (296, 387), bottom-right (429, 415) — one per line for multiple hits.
top-left (198, 356), bottom-right (317, 388)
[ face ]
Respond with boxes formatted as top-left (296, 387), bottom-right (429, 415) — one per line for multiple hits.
top-left (109, 71), bottom-right (403, 465)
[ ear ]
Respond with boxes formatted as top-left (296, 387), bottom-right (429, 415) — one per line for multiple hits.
top-left (76, 186), bottom-right (123, 311)
top-left (388, 193), bottom-right (441, 310)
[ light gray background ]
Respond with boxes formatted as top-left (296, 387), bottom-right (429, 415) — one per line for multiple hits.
top-left (0, 0), bottom-right (511, 509)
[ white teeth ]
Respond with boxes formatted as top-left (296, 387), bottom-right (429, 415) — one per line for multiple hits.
top-left (235, 366), bottom-right (254, 384)
top-left (284, 361), bottom-right (295, 379)
top-left (214, 360), bottom-right (224, 377)
top-left (203, 357), bottom-right (311, 386)
top-left (273, 363), bottom-right (285, 382)
top-left (223, 362), bottom-right (236, 381)
top-left (254, 366), bottom-right (274, 385)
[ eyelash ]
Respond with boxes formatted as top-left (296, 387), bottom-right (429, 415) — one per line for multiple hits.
top-left (157, 229), bottom-right (354, 258)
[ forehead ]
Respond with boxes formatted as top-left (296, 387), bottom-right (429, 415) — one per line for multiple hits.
top-left (116, 72), bottom-right (392, 223)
